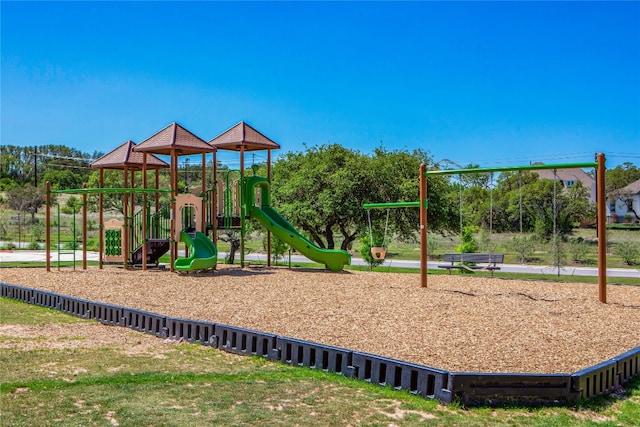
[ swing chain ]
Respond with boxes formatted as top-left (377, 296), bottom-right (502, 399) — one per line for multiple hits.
top-left (382, 208), bottom-right (390, 248)
top-left (367, 208), bottom-right (390, 248)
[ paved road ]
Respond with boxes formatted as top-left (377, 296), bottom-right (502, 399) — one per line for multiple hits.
top-left (2, 249), bottom-right (638, 279)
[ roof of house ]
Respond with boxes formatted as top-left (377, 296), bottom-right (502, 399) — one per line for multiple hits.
top-left (208, 121), bottom-right (280, 152)
top-left (616, 178), bottom-right (640, 195)
top-left (133, 122), bottom-right (215, 156)
top-left (90, 140), bottom-right (169, 170)
top-left (534, 166), bottom-right (595, 186)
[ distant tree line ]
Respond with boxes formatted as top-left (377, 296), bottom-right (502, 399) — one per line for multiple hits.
top-left (1, 143), bottom-right (639, 248)
top-left (0, 145), bottom-right (102, 190)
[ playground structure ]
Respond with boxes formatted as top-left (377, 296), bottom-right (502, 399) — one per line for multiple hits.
top-left (365, 153), bottom-right (608, 303)
top-left (15, 146), bottom-right (640, 406)
top-left (44, 121), bottom-right (351, 273)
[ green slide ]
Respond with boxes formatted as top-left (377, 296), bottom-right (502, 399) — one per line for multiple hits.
top-left (246, 176), bottom-right (351, 272)
top-left (174, 231), bottom-right (218, 272)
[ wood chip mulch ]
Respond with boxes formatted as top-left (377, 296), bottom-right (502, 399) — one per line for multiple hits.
top-left (1, 266), bottom-right (638, 374)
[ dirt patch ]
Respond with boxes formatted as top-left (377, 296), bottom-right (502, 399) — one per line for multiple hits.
top-left (0, 323), bottom-right (166, 354)
top-left (1, 266), bottom-right (638, 373)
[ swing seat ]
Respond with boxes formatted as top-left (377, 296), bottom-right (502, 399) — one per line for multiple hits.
top-left (371, 246), bottom-right (387, 260)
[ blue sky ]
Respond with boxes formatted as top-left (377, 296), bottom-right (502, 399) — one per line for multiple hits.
top-left (2, 1), bottom-right (639, 169)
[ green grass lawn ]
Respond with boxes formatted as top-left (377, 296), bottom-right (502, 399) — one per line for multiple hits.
top-left (1, 298), bottom-right (639, 426)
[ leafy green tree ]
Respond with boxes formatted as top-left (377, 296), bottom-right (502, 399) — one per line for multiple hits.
top-left (42, 169), bottom-right (85, 190)
top-left (560, 181), bottom-right (592, 227)
top-left (494, 171), bottom-right (539, 232)
top-left (606, 162), bottom-right (640, 193)
top-left (62, 196), bottom-right (82, 215)
top-left (86, 169), bottom-right (125, 213)
top-left (0, 144), bottom-right (98, 187)
top-left (271, 144), bottom-right (457, 252)
top-left (271, 144), bottom-right (368, 250)
top-left (516, 177), bottom-right (590, 239)
top-left (370, 147), bottom-right (457, 240)
top-left (460, 186), bottom-right (489, 230)
top-left (84, 168), bottom-right (173, 214)
top-left (0, 176), bottom-right (17, 191)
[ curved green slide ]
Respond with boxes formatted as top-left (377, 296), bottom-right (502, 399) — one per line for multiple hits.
top-left (174, 231), bottom-right (218, 272)
top-left (246, 177), bottom-right (351, 272)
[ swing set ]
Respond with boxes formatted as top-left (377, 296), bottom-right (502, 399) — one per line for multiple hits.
top-left (364, 153), bottom-right (608, 303)
top-left (364, 201), bottom-right (421, 260)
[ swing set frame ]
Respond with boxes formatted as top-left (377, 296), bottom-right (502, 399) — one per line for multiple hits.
top-left (365, 153), bottom-right (608, 303)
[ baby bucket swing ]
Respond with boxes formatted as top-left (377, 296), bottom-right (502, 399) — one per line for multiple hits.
top-left (367, 208), bottom-right (390, 260)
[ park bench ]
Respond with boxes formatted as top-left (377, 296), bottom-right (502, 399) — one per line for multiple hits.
top-left (437, 253), bottom-right (504, 277)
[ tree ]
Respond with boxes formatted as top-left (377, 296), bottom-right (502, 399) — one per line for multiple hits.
top-left (271, 144), bottom-right (370, 251)
top-left (370, 147), bottom-right (457, 239)
top-left (84, 168), bottom-right (173, 214)
top-left (62, 196), bottom-right (83, 215)
top-left (0, 144), bottom-right (98, 188)
top-left (42, 169), bottom-right (85, 190)
top-left (493, 171), bottom-right (539, 233)
top-left (606, 162), bottom-right (640, 193)
top-left (6, 185), bottom-right (47, 224)
top-left (460, 186), bottom-right (490, 230)
top-left (271, 144), bottom-right (457, 252)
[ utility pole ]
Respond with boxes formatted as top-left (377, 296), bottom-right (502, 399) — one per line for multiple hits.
top-left (34, 146), bottom-right (38, 187)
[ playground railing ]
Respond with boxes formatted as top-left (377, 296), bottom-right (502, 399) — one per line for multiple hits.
top-left (129, 203), bottom-right (171, 261)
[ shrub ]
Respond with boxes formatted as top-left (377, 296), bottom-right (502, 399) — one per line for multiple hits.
top-left (567, 238), bottom-right (590, 264)
top-left (456, 226), bottom-right (479, 254)
top-left (615, 241), bottom-right (639, 266)
top-left (359, 233), bottom-right (385, 270)
top-left (427, 234), bottom-right (439, 258)
top-left (86, 238), bottom-right (99, 252)
top-left (511, 234), bottom-right (536, 263)
top-left (64, 241), bottom-right (79, 250)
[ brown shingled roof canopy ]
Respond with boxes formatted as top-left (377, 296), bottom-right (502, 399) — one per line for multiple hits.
top-left (208, 121), bottom-right (280, 152)
top-left (133, 122), bottom-right (216, 156)
top-left (90, 140), bottom-right (169, 171)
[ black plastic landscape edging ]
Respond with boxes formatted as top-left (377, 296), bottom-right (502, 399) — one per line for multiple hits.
top-left (2, 281), bottom-right (639, 406)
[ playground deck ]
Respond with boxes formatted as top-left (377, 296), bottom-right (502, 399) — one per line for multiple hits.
top-left (0, 266), bottom-right (638, 374)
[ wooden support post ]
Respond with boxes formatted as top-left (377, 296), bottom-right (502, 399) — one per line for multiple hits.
top-left (142, 153), bottom-right (148, 271)
top-left (419, 163), bottom-right (427, 288)
top-left (123, 167), bottom-right (129, 269)
top-left (170, 148), bottom-right (177, 272)
top-left (46, 181), bottom-right (51, 272)
top-left (596, 153), bottom-right (607, 303)
top-left (267, 149), bottom-right (271, 267)
top-left (201, 153), bottom-right (206, 233)
top-left (212, 152), bottom-right (217, 243)
top-left (99, 168), bottom-right (104, 269)
top-left (82, 183), bottom-right (87, 270)
top-left (240, 145), bottom-right (245, 267)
